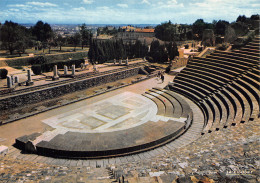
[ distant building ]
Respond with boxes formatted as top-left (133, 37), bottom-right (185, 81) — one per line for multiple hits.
top-left (116, 26), bottom-right (155, 44)
top-left (95, 35), bottom-right (114, 42)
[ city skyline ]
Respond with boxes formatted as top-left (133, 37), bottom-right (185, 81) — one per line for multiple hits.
top-left (0, 0), bottom-right (259, 24)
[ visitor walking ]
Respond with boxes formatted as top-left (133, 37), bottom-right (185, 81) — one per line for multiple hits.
top-left (161, 73), bottom-right (164, 83)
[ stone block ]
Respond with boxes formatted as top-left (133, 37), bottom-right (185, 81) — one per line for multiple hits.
top-left (0, 145), bottom-right (8, 156)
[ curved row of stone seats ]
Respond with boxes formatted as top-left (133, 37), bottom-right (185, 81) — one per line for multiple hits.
top-left (168, 83), bottom-right (222, 133)
top-left (175, 72), bottom-right (242, 127)
top-left (191, 55), bottom-right (255, 71)
top-left (212, 51), bottom-right (259, 64)
top-left (174, 76), bottom-right (230, 130)
top-left (148, 89), bottom-right (176, 117)
top-left (235, 49), bottom-right (259, 57)
top-left (169, 37), bottom-right (259, 134)
top-left (178, 70), bottom-right (249, 125)
top-left (142, 93), bottom-right (166, 116)
top-left (205, 54), bottom-right (256, 68)
top-left (240, 47), bottom-right (259, 54)
top-left (244, 44), bottom-right (259, 50)
top-left (248, 41), bottom-right (260, 46)
top-left (170, 77), bottom-right (251, 133)
top-left (231, 81), bottom-right (256, 120)
top-left (192, 56), bottom-right (254, 71)
top-left (143, 88), bottom-right (192, 119)
top-left (188, 61), bottom-right (244, 78)
top-left (236, 77), bottom-right (259, 118)
top-left (144, 91), bottom-right (174, 117)
top-left (154, 88), bottom-right (192, 119)
top-left (176, 68), bottom-right (253, 129)
top-left (183, 67), bottom-right (231, 84)
top-left (15, 119), bottom-right (186, 158)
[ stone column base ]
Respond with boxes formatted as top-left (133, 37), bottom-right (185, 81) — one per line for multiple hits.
top-left (26, 81), bottom-right (34, 86)
top-left (52, 76), bottom-right (59, 81)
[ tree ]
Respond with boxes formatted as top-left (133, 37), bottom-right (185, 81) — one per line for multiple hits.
top-left (250, 14), bottom-right (259, 20)
top-left (0, 21), bottom-right (29, 55)
top-left (192, 19), bottom-right (213, 40)
top-left (32, 21), bottom-right (53, 52)
top-left (88, 39), bottom-right (96, 64)
top-left (236, 15), bottom-right (247, 22)
top-left (71, 33), bottom-right (81, 51)
top-left (55, 34), bottom-right (67, 51)
top-left (32, 21), bottom-right (53, 42)
top-left (155, 20), bottom-right (177, 41)
top-left (167, 42), bottom-right (179, 61)
top-left (149, 40), bottom-right (168, 63)
top-left (215, 20), bottom-right (229, 35)
top-left (79, 23), bottom-right (91, 49)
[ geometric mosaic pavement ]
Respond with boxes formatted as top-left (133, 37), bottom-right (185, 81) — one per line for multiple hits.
top-left (42, 92), bottom-right (158, 134)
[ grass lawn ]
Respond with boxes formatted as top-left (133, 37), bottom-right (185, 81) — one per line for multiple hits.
top-left (0, 46), bottom-right (89, 59)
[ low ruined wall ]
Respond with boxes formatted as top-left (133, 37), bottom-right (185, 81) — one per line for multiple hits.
top-left (0, 51), bottom-right (89, 67)
top-left (0, 67), bottom-right (139, 110)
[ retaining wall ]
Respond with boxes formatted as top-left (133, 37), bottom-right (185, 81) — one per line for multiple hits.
top-left (0, 67), bottom-right (140, 110)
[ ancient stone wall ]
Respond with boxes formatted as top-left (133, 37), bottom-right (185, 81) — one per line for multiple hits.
top-left (0, 67), bottom-right (140, 110)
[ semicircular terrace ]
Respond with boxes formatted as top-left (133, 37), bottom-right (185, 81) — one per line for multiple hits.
top-left (15, 90), bottom-right (193, 159)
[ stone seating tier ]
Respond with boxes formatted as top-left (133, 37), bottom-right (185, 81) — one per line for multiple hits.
top-left (176, 72), bottom-right (239, 126)
top-left (146, 90), bottom-right (175, 118)
top-left (188, 62), bottom-right (243, 78)
top-left (190, 57), bottom-right (251, 73)
top-left (238, 76), bottom-right (260, 113)
top-left (183, 67), bottom-right (230, 83)
top-left (169, 37), bottom-right (259, 133)
top-left (170, 82), bottom-right (227, 131)
top-left (206, 54), bottom-right (257, 66)
top-left (174, 77), bottom-right (230, 128)
top-left (213, 51), bottom-right (259, 63)
top-left (149, 89), bottom-right (182, 118)
top-left (158, 89), bottom-right (192, 118)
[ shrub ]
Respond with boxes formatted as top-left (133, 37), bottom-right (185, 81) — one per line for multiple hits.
top-left (165, 66), bottom-right (171, 73)
top-left (146, 56), bottom-right (154, 63)
top-left (31, 65), bottom-right (42, 75)
top-left (0, 69), bottom-right (8, 79)
top-left (30, 56), bottom-right (47, 65)
top-left (217, 43), bottom-right (229, 51)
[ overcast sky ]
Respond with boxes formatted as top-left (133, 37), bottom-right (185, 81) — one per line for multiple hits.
top-left (0, 0), bottom-right (259, 24)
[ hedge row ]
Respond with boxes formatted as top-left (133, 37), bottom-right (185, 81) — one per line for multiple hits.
top-left (3, 51), bottom-right (88, 67)
top-left (32, 59), bottom-right (85, 75)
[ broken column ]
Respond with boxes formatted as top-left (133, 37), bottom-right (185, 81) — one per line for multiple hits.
top-left (26, 70), bottom-right (34, 86)
top-left (114, 59), bottom-right (116, 65)
top-left (93, 64), bottom-right (97, 71)
top-left (119, 59), bottom-right (122, 65)
top-left (126, 57), bottom-right (129, 65)
top-left (7, 76), bottom-right (12, 88)
top-left (71, 65), bottom-right (75, 75)
top-left (14, 76), bottom-right (19, 83)
top-left (52, 65), bottom-right (59, 81)
top-left (64, 65), bottom-right (68, 75)
top-left (11, 75), bottom-right (14, 85)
